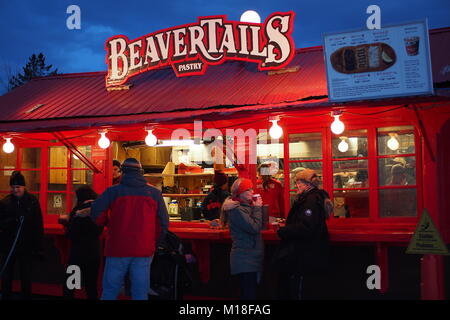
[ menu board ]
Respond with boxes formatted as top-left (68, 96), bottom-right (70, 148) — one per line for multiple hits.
top-left (323, 20), bottom-right (434, 102)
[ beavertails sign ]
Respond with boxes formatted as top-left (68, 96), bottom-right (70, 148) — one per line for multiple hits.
top-left (105, 12), bottom-right (295, 87)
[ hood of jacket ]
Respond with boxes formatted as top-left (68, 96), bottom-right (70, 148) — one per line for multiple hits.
top-left (120, 171), bottom-right (148, 188)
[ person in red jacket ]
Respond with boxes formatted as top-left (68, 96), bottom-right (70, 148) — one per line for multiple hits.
top-left (255, 162), bottom-right (285, 219)
top-left (79, 158), bottom-right (169, 300)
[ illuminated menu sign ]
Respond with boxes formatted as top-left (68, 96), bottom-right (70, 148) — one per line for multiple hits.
top-left (323, 20), bottom-right (434, 102)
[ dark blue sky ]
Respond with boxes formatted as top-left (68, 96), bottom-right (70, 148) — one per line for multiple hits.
top-left (1, 0), bottom-right (449, 76)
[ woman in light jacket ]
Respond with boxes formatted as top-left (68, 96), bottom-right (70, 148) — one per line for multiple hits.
top-left (221, 178), bottom-right (263, 300)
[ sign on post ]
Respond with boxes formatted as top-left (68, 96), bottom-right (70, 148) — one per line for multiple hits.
top-left (406, 209), bottom-right (449, 255)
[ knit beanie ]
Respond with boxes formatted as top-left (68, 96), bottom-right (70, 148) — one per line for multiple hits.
top-left (214, 170), bottom-right (228, 187)
top-left (295, 168), bottom-right (318, 187)
top-left (75, 185), bottom-right (98, 205)
top-left (121, 158), bottom-right (142, 174)
top-left (10, 171), bottom-right (26, 186)
top-left (231, 178), bottom-right (253, 197)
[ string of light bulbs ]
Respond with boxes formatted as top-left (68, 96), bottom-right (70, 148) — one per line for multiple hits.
top-left (2, 105), bottom-right (410, 153)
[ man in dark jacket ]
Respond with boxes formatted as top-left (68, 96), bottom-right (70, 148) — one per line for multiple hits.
top-left (202, 170), bottom-right (229, 220)
top-left (77, 158), bottom-right (169, 300)
top-left (276, 169), bottom-right (330, 300)
top-left (0, 171), bottom-right (44, 300)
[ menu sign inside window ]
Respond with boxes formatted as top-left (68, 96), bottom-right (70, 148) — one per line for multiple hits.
top-left (323, 20), bottom-right (434, 102)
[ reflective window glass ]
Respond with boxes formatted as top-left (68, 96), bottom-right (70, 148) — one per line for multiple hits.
top-left (22, 148), bottom-right (41, 168)
top-left (289, 133), bottom-right (322, 160)
top-left (289, 162), bottom-right (323, 189)
top-left (332, 130), bottom-right (368, 158)
top-left (49, 146), bottom-right (67, 168)
top-left (333, 190), bottom-right (369, 218)
top-left (378, 126), bottom-right (415, 155)
top-left (379, 188), bottom-right (417, 217)
top-left (378, 157), bottom-right (416, 186)
top-left (333, 160), bottom-right (369, 188)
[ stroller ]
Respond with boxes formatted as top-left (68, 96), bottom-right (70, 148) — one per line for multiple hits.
top-left (150, 231), bottom-right (193, 300)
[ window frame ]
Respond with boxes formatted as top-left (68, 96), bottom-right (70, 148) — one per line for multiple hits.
top-left (283, 122), bottom-right (422, 224)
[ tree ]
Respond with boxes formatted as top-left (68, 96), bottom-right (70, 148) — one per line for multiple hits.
top-left (0, 59), bottom-right (17, 94)
top-left (8, 53), bottom-right (58, 90)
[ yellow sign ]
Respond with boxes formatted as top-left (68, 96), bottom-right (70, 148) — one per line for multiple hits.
top-left (406, 209), bottom-right (449, 255)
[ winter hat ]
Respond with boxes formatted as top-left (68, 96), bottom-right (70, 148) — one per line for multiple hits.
top-left (121, 158), bottom-right (142, 174)
top-left (231, 178), bottom-right (253, 197)
top-left (10, 171), bottom-right (26, 186)
top-left (214, 170), bottom-right (228, 187)
top-left (295, 168), bottom-right (319, 187)
top-left (113, 159), bottom-right (121, 168)
top-left (295, 168), bottom-right (317, 182)
top-left (75, 185), bottom-right (98, 204)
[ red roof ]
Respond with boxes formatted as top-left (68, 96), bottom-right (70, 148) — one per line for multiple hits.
top-left (1, 27), bottom-right (449, 133)
top-left (0, 46), bottom-right (327, 132)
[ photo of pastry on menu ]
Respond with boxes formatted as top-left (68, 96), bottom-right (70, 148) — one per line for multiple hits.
top-left (330, 42), bottom-right (396, 74)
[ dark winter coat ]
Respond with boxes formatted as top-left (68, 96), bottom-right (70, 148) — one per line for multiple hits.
top-left (66, 203), bottom-right (104, 262)
top-left (276, 188), bottom-right (330, 275)
top-left (201, 187), bottom-right (230, 220)
top-left (0, 192), bottom-right (44, 254)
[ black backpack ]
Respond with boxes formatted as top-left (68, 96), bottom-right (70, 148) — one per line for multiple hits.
top-left (150, 231), bottom-right (193, 299)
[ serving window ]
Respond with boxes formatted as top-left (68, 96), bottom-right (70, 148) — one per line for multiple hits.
top-left (287, 132), bottom-right (324, 207)
top-left (332, 130), bottom-right (369, 218)
top-left (0, 148), bottom-right (41, 201)
top-left (256, 131), bottom-right (284, 186)
top-left (47, 146), bottom-right (93, 215)
top-left (377, 126), bottom-right (418, 217)
top-left (0, 149), bottom-right (18, 199)
top-left (284, 124), bottom-right (421, 221)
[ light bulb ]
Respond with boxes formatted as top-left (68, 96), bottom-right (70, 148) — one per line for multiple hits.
top-left (338, 137), bottom-right (349, 153)
top-left (269, 120), bottom-right (283, 139)
top-left (98, 132), bottom-right (110, 149)
top-left (331, 115), bottom-right (345, 135)
top-left (240, 10), bottom-right (261, 23)
top-left (2, 138), bottom-right (14, 153)
top-left (387, 134), bottom-right (399, 151)
top-left (145, 130), bottom-right (157, 146)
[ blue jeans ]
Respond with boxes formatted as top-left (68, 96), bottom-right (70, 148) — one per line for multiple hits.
top-left (101, 256), bottom-right (153, 300)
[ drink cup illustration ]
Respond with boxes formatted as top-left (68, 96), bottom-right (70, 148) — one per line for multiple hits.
top-left (404, 37), bottom-right (420, 56)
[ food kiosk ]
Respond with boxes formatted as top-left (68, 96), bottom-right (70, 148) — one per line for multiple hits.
top-left (0, 17), bottom-right (449, 299)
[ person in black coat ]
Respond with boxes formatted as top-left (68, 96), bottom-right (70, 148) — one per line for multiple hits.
top-left (61, 185), bottom-right (103, 300)
top-left (275, 169), bottom-right (330, 300)
top-left (0, 171), bottom-right (44, 300)
top-left (201, 171), bottom-right (229, 220)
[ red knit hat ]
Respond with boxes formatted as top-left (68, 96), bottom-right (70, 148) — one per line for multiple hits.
top-left (236, 178), bottom-right (253, 195)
